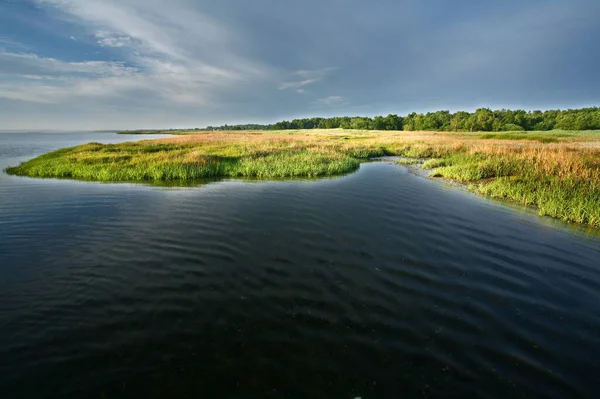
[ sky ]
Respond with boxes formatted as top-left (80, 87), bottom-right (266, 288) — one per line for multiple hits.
top-left (0, 0), bottom-right (599, 130)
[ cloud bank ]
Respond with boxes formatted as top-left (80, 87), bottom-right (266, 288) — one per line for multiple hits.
top-left (0, 0), bottom-right (599, 129)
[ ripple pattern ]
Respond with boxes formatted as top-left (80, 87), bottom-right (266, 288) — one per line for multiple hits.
top-left (1, 134), bottom-right (600, 398)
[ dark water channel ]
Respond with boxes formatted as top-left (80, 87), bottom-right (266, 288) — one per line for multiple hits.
top-left (1, 133), bottom-right (600, 398)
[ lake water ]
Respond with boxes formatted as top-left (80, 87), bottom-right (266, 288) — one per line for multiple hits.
top-left (1, 132), bottom-right (600, 398)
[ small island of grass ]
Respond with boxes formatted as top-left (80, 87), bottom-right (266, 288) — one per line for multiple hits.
top-left (6, 129), bottom-right (600, 228)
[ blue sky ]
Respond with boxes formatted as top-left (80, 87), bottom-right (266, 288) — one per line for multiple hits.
top-left (1, 0), bottom-right (599, 130)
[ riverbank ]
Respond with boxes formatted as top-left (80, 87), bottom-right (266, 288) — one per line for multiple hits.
top-left (5, 130), bottom-right (600, 227)
top-left (117, 130), bottom-right (197, 135)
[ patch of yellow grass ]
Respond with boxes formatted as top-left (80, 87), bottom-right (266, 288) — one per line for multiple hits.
top-left (6, 129), bottom-right (600, 226)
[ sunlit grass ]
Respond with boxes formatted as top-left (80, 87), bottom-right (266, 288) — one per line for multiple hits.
top-left (421, 142), bottom-right (600, 227)
top-left (6, 129), bottom-right (600, 227)
top-left (480, 134), bottom-right (565, 143)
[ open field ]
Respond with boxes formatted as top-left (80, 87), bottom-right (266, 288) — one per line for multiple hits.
top-left (6, 129), bottom-right (600, 227)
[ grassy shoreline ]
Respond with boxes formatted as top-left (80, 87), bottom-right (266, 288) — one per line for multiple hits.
top-left (117, 130), bottom-right (198, 135)
top-left (6, 129), bottom-right (600, 227)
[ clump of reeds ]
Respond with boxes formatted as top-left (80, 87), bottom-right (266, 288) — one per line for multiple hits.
top-left (6, 130), bottom-right (600, 227)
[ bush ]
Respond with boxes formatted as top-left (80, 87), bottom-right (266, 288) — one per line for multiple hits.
top-left (501, 123), bottom-right (525, 132)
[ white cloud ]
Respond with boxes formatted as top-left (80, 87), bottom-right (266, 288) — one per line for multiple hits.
top-left (313, 96), bottom-right (343, 106)
top-left (279, 67), bottom-right (337, 91)
top-left (0, 83), bottom-right (61, 103)
top-left (279, 79), bottom-right (317, 90)
top-left (0, 52), bottom-right (138, 79)
top-left (295, 67), bottom-right (337, 78)
top-left (0, 51), bottom-right (242, 105)
top-left (2, 0), bottom-right (597, 130)
top-left (9, 0), bottom-right (273, 107)
top-left (94, 31), bottom-right (132, 48)
top-left (36, 0), bottom-right (250, 66)
top-left (0, 36), bottom-right (31, 50)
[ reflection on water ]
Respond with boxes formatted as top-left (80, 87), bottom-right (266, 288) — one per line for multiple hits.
top-left (1, 133), bottom-right (600, 398)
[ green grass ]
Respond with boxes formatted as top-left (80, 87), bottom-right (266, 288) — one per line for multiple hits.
top-left (5, 129), bottom-right (600, 228)
top-left (117, 130), bottom-right (196, 135)
top-left (426, 152), bottom-right (600, 227)
top-left (478, 176), bottom-right (600, 226)
top-left (396, 158), bottom-right (421, 165)
top-left (480, 133), bottom-right (556, 143)
top-left (5, 141), bottom-right (361, 182)
top-left (479, 133), bottom-right (574, 143)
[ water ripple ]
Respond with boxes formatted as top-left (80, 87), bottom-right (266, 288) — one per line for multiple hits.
top-left (2, 134), bottom-right (600, 397)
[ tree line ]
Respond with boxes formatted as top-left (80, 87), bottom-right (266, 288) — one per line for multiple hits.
top-left (197, 107), bottom-right (600, 132)
top-left (202, 123), bottom-right (273, 131)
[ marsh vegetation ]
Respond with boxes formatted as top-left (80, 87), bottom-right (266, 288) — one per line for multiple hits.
top-left (6, 129), bottom-right (600, 227)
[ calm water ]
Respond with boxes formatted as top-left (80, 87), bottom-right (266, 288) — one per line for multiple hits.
top-left (1, 133), bottom-right (600, 398)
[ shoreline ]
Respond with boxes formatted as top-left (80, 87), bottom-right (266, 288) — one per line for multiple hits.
top-left (5, 129), bottom-right (600, 228)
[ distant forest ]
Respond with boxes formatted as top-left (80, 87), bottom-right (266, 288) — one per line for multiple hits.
top-left (198, 107), bottom-right (600, 132)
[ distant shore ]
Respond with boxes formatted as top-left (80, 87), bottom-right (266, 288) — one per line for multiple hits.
top-left (117, 130), bottom-right (193, 135)
top-left (6, 129), bottom-right (600, 227)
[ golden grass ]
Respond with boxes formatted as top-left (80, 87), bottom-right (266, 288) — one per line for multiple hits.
top-left (6, 129), bottom-right (600, 227)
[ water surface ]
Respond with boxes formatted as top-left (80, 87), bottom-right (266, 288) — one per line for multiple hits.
top-left (1, 132), bottom-right (600, 398)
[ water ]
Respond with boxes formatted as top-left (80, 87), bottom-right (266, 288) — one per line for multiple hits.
top-left (1, 133), bottom-right (600, 398)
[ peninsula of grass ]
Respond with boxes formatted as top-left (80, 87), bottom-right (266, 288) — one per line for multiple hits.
top-left (117, 129), bottom-right (197, 135)
top-left (6, 129), bottom-right (600, 227)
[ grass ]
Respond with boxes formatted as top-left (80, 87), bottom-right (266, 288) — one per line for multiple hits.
top-left (6, 129), bottom-right (600, 228)
top-left (117, 130), bottom-right (197, 135)
top-left (5, 134), bottom-right (367, 181)
top-left (427, 147), bottom-right (600, 226)
top-left (481, 134), bottom-right (559, 143)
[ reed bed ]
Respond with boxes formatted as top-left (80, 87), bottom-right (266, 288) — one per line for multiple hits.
top-left (6, 130), bottom-right (600, 227)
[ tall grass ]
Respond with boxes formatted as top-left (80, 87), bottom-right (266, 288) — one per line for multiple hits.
top-left (421, 144), bottom-right (600, 227)
top-left (6, 130), bottom-right (600, 227)
top-left (5, 140), bottom-right (361, 181)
